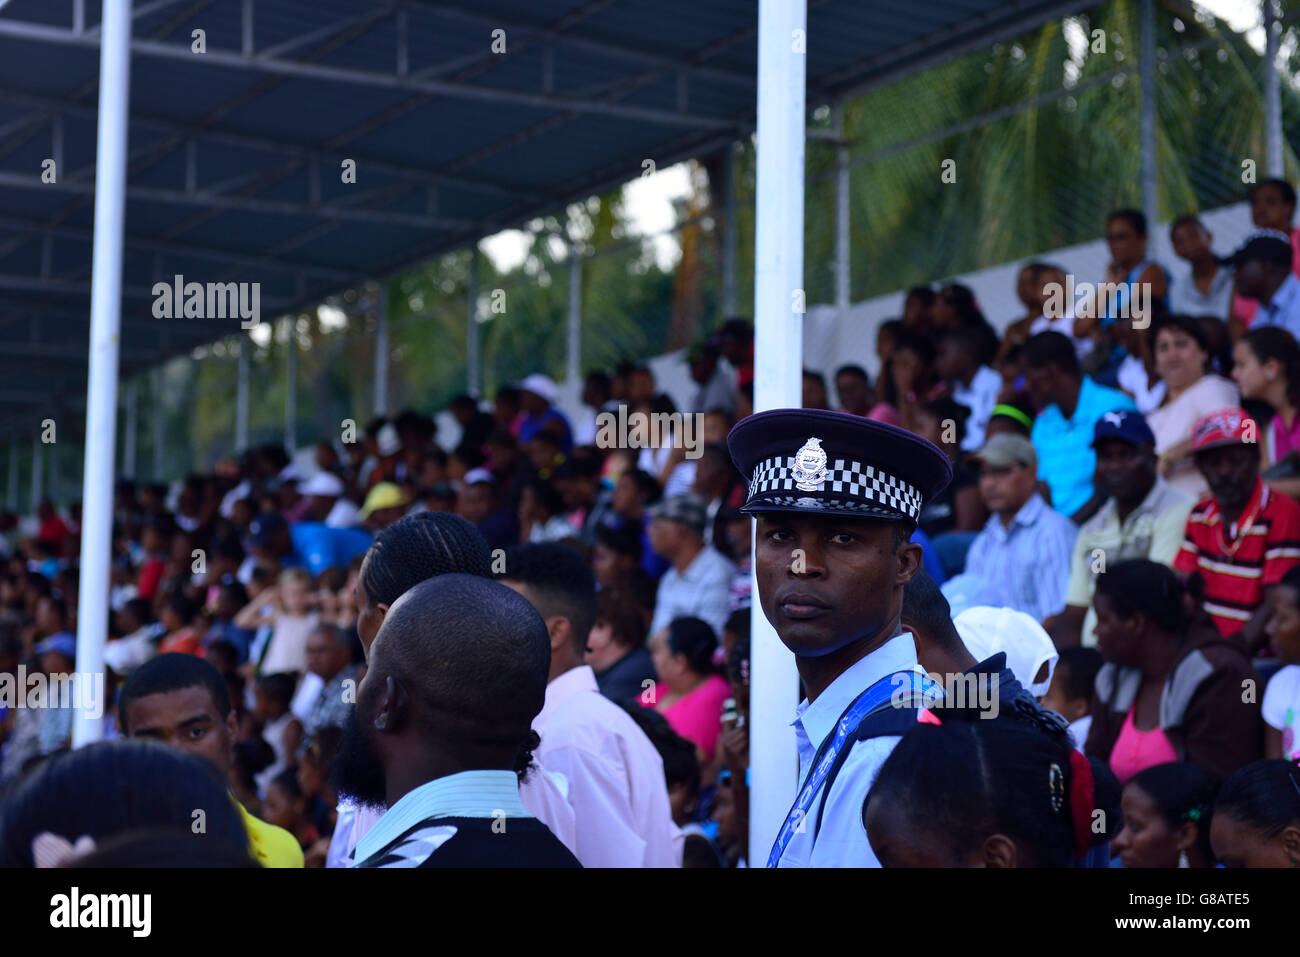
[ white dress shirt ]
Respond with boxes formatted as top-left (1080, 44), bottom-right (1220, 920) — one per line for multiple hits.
top-left (649, 544), bottom-right (736, 638)
top-left (776, 632), bottom-right (923, 868)
top-left (535, 665), bottom-right (679, 867)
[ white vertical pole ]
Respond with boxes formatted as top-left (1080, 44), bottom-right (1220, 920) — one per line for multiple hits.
top-left (751, 0), bottom-right (806, 863)
top-left (833, 104), bottom-right (850, 314)
top-left (1139, 0), bottom-right (1159, 259)
top-left (567, 240), bottom-right (582, 385)
top-left (285, 317), bottom-right (298, 454)
top-left (373, 283), bottom-right (389, 417)
top-left (467, 245), bottom-right (481, 395)
top-left (31, 435), bottom-right (43, 513)
top-left (235, 336), bottom-right (250, 452)
top-left (152, 366), bottom-right (165, 480)
top-left (123, 378), bottom-right (137, 480)
top-left (74, 0), bottom-right (133, 748)
top-left (721, 144), bottom-right (738, 316)
top-left (1264, 0), bottom-right (1283, 177)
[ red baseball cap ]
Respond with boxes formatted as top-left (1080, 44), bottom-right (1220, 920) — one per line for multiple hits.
top-left (1191, 408), bottom-right (1258, 452)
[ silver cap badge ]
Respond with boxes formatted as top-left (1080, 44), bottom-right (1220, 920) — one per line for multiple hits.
top-left (791, 437), bottom-right (828, 491)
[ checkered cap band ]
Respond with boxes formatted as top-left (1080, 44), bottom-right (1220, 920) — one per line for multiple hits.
top-left (747, 455), bottom-right (923, 521)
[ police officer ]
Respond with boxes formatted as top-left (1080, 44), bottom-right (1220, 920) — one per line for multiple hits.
top-left (727, 408), bottom-right (952, 867)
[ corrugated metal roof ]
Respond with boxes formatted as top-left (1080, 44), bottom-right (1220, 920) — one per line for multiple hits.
top-left (0, 0), bottom-right (1087, 412)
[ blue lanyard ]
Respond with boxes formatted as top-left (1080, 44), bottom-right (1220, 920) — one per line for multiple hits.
top-left (767, 669), bottom-right (940, 868)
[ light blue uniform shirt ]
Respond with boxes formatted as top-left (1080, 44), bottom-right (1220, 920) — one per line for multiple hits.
top-left (1031, 377), bottom-right (1136, 516)
top-left (1253, 273), bottom-right (1300, 340)
top-left (775, 632), bottom-right (922, 868)
top-left (350, 770), bottom-right (529, 867)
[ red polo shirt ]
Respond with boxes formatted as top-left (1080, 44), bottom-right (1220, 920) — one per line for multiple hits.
top-left (1175, 479), bottom-right (1300, 637)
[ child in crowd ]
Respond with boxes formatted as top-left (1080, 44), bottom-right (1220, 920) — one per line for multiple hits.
top-left (865, 717), bottom-right (1092, 868)
top-left (1263, 566), bottom-right (1300, 760)
top-left (1210, 759), bottom-right (1300, 867)
top-left (237, 567), bottom-right (320, 676)
top-left (157, 593), bottom-right (203, 656)
top-left (253, 672), bottom-right (302, 798)
top-left (1040, 647), bottom-right (1103, 751)
top-left (263, 769), bottom-right (320, 853)
top-left (1111, 762), bottom-right (1215, 868)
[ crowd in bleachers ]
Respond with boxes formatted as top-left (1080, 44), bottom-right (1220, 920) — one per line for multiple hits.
top-left (2, 181), bottom-right (1300, 868)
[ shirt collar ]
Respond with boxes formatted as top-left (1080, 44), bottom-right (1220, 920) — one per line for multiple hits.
top-left (1266, 273), bottom-right (1300, 313)
top-left (352, 770), bottom-right (527, 865)
top-left (537, 664), bottom-right (599, 728)
top-left (792, 631), bottom-right (920, 757)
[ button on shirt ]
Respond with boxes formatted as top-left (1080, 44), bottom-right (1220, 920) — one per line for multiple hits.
top-left (1032, 377), bottom-right (1137, 516)
top-left (1253, 273), bottom-right (1300, 340)
top-left (1065, 476), bottom-right (1194, 645)
top-left (534, 665), bottom-right (678, 867)
top-left (777, 632), bottom-right (923, 868)
top-left (649, 545), bottom-right (736, 639)
top-left (940, 493), bottom-right (1078, 621)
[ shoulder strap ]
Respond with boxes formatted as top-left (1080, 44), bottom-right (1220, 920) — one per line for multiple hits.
top-left (811, 704), bottom-right (921, 841)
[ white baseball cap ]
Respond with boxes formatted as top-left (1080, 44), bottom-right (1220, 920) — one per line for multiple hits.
top-left (518, 373), bottom-right (558, 405)
top-left (299, 471), bottom-right (344, 497)
top-left (953, 605), bottom-right (1059, 698)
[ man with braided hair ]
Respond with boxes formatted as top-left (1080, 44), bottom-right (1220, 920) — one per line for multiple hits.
top-left (325, 511), bottom-right (577, 867)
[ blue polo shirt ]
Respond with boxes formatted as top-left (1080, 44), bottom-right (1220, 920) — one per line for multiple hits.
top-left (1031, 377), bottom-right (1136, 517)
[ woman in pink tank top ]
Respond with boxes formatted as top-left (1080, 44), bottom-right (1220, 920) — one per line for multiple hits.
top-left (644, 617), bottom-right (731, 762)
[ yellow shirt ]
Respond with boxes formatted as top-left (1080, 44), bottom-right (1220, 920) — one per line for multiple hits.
top-left (236, 800), bottom-right (304, 868)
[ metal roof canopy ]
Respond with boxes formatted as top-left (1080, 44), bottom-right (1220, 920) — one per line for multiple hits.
top-left (0, 0), bottom-right (1091, 413)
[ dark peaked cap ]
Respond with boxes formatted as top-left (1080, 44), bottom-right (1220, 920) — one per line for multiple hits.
top-left (726, 408), bottom-right (952, 522)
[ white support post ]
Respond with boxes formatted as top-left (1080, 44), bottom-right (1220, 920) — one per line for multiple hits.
top-left (721, 143), bottom-right (738, 316)
top-left (1264, 0), bottom-right (1283, 177)
top-left (123, 377), bottom-right (137, 480)
top-left (567, 240), bottom-right (582, 385)
top-left (236, 335), bottom-right (250, 452)
top-left (74, 0), bottom-right (133, 748)
top-left (750, 0), bottom-right (806, 864)
top-left (467, 245), bottom-right (481, 395)
top-left (285, 317), bottom-right (298, 453)
top-left (373, 283), bottom-right (389, 417)
top-left (1139, 0), bottom-right (1159, 260)
top-left (833, 104), bottom-right (850, 313)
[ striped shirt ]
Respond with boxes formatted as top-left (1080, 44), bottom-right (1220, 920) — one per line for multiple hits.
top-left (1174, 480), bottom-right (1300, 637)
top-left (940, 493), bottom-right (1078, 622)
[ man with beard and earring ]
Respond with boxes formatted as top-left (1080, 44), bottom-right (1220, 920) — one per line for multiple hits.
top-left (726, 409), bottom-right (954, 868)
top-left (326, 511), bottom-right (576, 867)
top-left (336, 573), bottom-right (580, 867)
